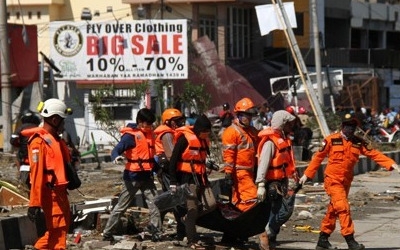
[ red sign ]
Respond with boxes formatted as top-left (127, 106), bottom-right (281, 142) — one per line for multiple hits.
top-left (7, 24), bottom-right (39, 87)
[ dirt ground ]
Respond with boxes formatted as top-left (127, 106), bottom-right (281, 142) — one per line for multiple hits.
top-left (1, 156), bottom-right (399, 250)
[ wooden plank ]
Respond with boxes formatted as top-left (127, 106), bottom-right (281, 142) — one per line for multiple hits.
top-left (0, 186), bottom-right (29, 207)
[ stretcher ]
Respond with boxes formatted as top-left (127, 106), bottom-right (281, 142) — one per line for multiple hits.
top-left (196, 184), bottom-right (301, 238)
top-left (196, 200), bottom-right (271, 238)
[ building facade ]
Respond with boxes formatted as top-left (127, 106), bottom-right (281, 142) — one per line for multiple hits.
top-left (4, 0), bottom-right (400, 148)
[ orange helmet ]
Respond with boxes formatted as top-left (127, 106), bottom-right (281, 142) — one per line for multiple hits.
top-left (234, 98), bottom-right (256, 115)
top-left (162, 108), bottom-right (183, 124)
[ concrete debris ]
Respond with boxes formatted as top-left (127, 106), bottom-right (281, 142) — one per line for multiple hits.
top-left (297, 210), bottom-right (314, 220)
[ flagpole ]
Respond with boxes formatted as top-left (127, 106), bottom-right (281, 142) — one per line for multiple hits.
top-left (271, 0), bottom-right (330, 137)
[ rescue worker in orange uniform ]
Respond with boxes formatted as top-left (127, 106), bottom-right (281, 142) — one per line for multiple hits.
top-left (154, 108), bottom-right (186, 240)
top-left (168, 114), bottom-right (212, 249)
top-left (25, 98), bottom-right (73, 250)
top-left (102, 108), bottom-right (162, 242)
top-left (154, 108), bottom-right (186, 190)
top-left (299, 113), bottom-right (400, 250)
top-left (256, 110), bottom-right (298, 250)
top-left (222, 97), bottom-right (259, 212)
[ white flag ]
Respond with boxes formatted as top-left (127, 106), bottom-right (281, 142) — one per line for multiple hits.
top-left (255, 2), bottom-right (297, 36)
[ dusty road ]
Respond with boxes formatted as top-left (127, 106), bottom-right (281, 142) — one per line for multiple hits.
top-left (66, 164), bottom-right (400, 250)
top-left (1, 156), bottom-right (400, 249)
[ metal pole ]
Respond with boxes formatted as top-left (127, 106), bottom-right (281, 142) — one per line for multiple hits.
top-left (272, 0), bottom-right (330, 137)
top-left (0, 0), bottom-right (12, 152)
top-left (311, 0), bottom-right (323, 104)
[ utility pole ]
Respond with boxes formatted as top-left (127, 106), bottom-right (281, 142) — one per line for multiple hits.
top-left (0, 0), bottom-right (12, 152)
top-left (272, 0), bottom-right (330, 137)
top-left (311, 0), bottom-right (323, 105)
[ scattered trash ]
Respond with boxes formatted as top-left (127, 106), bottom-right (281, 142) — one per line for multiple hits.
top-left (385, 190), bottom-right (400, 194)
top-left (297, 210), bottom-right (313, 220)
top-left (74, 231), bottom-right (82, 243)
top-left (294, 225), bottom-right (320, 233)
top-left (295, 194), bottom-right (307, 204)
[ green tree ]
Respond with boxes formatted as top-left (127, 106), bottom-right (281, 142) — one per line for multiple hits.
top-left (179, 81), bottom-right (210, 114)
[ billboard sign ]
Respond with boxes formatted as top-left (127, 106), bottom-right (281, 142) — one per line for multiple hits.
top-left (49, 20), bottom-right (188, 80)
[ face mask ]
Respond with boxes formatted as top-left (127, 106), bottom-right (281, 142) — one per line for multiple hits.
top-left (238, 114), bottom-right (251, 127)
top-left (342, 125), bottom-right (356, 139)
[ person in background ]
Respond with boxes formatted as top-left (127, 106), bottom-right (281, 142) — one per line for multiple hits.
top-left (297, 106), bottom-right (309, 125)
top-left (218, 103), bottom-right (234, 137)
top-left (253, 104), bottom-right (268, 131)
top-left (299, 112), bottom-right (400, 250)
top-left (61, 130), bottom-right (81, 170)
top-left (219, 103), bottom-right (234, 128)
top-left (256, 110), bottom-right (298, 250)
top-left (292, 107), bottom-right (313, 161)
top-left (25, 98), bottom-right (73, 249)
top-left (383, 107), bottom-right (397, 128)
top-left (168, 114), bottom-right (212, 250)
top-left (10, 109), bottom-right (41, 191)
top-left (154, 108), bottom-right (186, 240)
top-left (102, 108), bottom-right (162, 242)
top-left (354, 107), bottom-right (368, 131)
top-left (264, 104), bottom-right (274, 127)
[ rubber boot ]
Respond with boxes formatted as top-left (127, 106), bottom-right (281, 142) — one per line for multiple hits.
top-left (344, 234), bottom-right (365, 250)
top-left (258, 232), bottom-right (270, 250)
top-left (316, 232), bottom-right (337, 250)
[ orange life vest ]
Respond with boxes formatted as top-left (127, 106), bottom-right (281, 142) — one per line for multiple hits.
top-left (174, 126), bottom-right (208, 174)
top-left (258, 127), bottom-right (295, 181)
top-left (121, 127), bottom-right (155, 172)
top-left (154, 124), bottom-right (174, 155)
top-left (27, 127), bottom-right (70, 187)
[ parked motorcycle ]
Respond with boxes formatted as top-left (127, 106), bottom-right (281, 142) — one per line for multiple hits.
top-left (377, 124), bottom-right (400, 143)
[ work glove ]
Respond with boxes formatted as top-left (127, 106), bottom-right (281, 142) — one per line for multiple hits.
top-left (298, 174), bottom-right (309, 185)
top-left (27, 206), bottom-right (41, 222)
top-left (169, 185), bottom-right (177, 195)
top-left (113, 155), bottom-right (124, 165)
top-left (224, 173), bottom-right (233, 186)
top-left (391, 163), bottom-right (400, 173)
top-left (257, 182), bottom-right (266, 202)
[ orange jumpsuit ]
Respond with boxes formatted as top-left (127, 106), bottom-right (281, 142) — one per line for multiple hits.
top-left (26, 128), bottom-right (71, 250)
top-left (304, 132), bottom-right (395, 236)
top-left (222, 121), bottom-right (259, 212)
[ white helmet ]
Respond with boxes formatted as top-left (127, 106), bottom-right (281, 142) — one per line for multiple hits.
top-left (37, 98), bottom-right (72, 118)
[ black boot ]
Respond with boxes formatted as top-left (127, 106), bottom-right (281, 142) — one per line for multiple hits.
top-left (268, 235), bottom-right (278, 249)
top-left (316, 232), bottom-right (337, 250)
top-left (344, 234), bottom-right (365, 250)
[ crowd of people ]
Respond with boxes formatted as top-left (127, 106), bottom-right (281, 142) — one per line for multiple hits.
top-left (336, 105), bottom-right (400, 143)
top-left (10, 97), bottom-right (400, 250)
